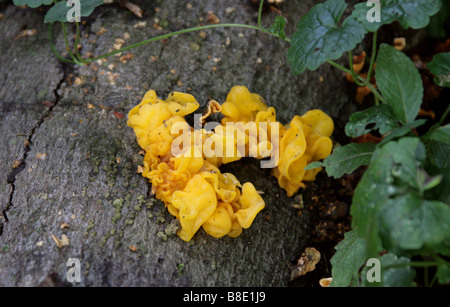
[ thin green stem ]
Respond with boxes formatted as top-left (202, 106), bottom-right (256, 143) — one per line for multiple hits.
top-left (83, 23), bottom-right (289, 63)
top-left (366, 31), bottom-right (378, 82)
top-left (424, 266), bottom-right (429, 287)
top-left (73, 21), bottom-right (83, 62)
top-left (48, 23), bottom-right (75, 64)
top-left (437, 104), bottom-right (450, 127)
top-left (258, 0), bottom-right (264, 27)
top-left (348, 51), bottom-right (365, 87)
top-left (327, 59), bottom-right (385, 104)
top-left (61, 22), bottom-right (83, 65)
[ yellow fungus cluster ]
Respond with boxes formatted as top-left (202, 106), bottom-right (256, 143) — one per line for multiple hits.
top-left (218, 86), bottom-right (334, 197)
top-left (127, 86), bottom-right (334, 241)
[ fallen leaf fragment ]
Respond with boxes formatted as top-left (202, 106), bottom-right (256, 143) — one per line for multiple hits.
top-left (319, 277), bottom-right (332, 287)
top-left (114, 111), bottom-right (125, 119)
top-left (36, 153), bottom-right (47, 160)
top-left (118, 0), bottom-right (143, 18)
top-left (52, 234), bottom-right (70, 248)
top-left (129, 245), bottom-right (138, 252)
top-left (290, 247), bottom-right (321, 281)
top-left (15, 29), bottom-right (37, 40)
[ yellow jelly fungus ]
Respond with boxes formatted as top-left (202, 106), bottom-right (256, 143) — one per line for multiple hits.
top-left (128, 86), bottom-right (334, 241)
top-left (221, 86), bottom-right (268, 123)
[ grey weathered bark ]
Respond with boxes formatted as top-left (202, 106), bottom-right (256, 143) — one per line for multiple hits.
top-left (0, 0), bottom-right (355, 286)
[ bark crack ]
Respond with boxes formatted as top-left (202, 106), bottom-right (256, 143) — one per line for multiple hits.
top-left (1, 65), bottom-right (68, 237)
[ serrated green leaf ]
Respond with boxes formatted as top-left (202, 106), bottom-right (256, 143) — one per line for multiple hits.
top-left (329, 229), bottom-right (367, 287)
top-left (287, 0), bottom-right (367, 74)
top-left (44, 0), bottom-right (104, 23)
top-left (268, 16), bottom-right (286, 40)
top-left (318, 143), bottom-right (376, 179)
top-left (345, 104), bottom-right (399, 138)
top-left (427, 52), bottom-right (450, 87)
top-left (376, 44), bottom-right (424, 124)
top-left (427, 140), bottom-right (450, 170)
top-left (352, 0), bottom-right (442, 32)
top-left (13, 0), bottom-right (53, 8)
top-left (361, 253), bottom-right (416, 287)
top-left (423, 124), bottom-right (450, 145)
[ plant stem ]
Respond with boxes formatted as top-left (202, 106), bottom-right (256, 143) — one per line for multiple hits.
top-left (258, 0), bottom-right (264, 27)
top-left (327, 59), bottom-right (385, 103)
top-left (366, 31), bottom-right (378, 82)
top-left (437, 104), bottom-right (450, 127)
top-left (348, 51), bottom-right (365, 87)
top-left (48, 23), bottom-right (75, 64)
top-left (73, 21), bottom-right (83, 62)
top-left (61, 22), bottom-right (83, 65)
top-left (83, 23), bottom-right (289, 64)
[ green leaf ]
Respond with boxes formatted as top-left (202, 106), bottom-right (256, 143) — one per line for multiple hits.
top-left (426, 1), bottom-right (450, 38)
top-left (44, 0), bottom-right (104, 23)
top-left (437, 263), bottom-right (450, 285)
top-left (345, 104), bottom-right (399, 138)
top-left (379, 195), bottom-right (450, 256)
top-left (351, 137), bottom-right (426, 256)
top-left (13, 0), bottom-right (53, 8)
top-left (329, 229), bottom-right (367, 287)
top-left (287, 0), bottom-right (367, 74)
top-left (375, 44), bottom-right (424, 124)
top-left (268, 16), bottom-right (286, 40)
top-left (316, 143), bottom-right (376, 179)
top-left (427, 52), bottom-right (450, 87)
top-left (423, 124), bottom-right (450, 145)
top-left (361, 253), bottom-right (416, 287)
top-left (427, 140), bottom-right (450, 169)
top-left (352, 0), bottom-right (442, 32)
top-left (379, 119), bottom-right (426, 145)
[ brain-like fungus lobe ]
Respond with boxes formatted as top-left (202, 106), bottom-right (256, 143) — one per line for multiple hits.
top-left (127, 86), bottom-right (334, 241)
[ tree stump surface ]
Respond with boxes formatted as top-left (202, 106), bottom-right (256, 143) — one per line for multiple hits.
top-left (0, 0), bottom-right (355, 286)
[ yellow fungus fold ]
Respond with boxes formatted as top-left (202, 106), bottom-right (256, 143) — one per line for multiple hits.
top-left (128, 86), bottom-right (334, 241)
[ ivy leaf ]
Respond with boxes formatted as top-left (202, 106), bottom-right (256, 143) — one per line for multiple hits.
top-left (13, 0), bottom-right (53, 8)
top-left (305, 143), bottom-right (376, 179)
top-left (329, 229), bottom-right (367, 287)
top-left (352, 0), bottom-right (442, 32)
top-left (361, 253), bottom-right (416, 287)
top-left (268, 16), bottom-right (286, 40)
top-left (44, 0), bottom-right (104, 23)
top-left (287, 0), bottom-right (367, 74)
top-left (427, 52), bottom-right (450, 87)
top-left (345, 104), bottom-right (399, 138)
top-left (375, 44), bottom-right (423, 124)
